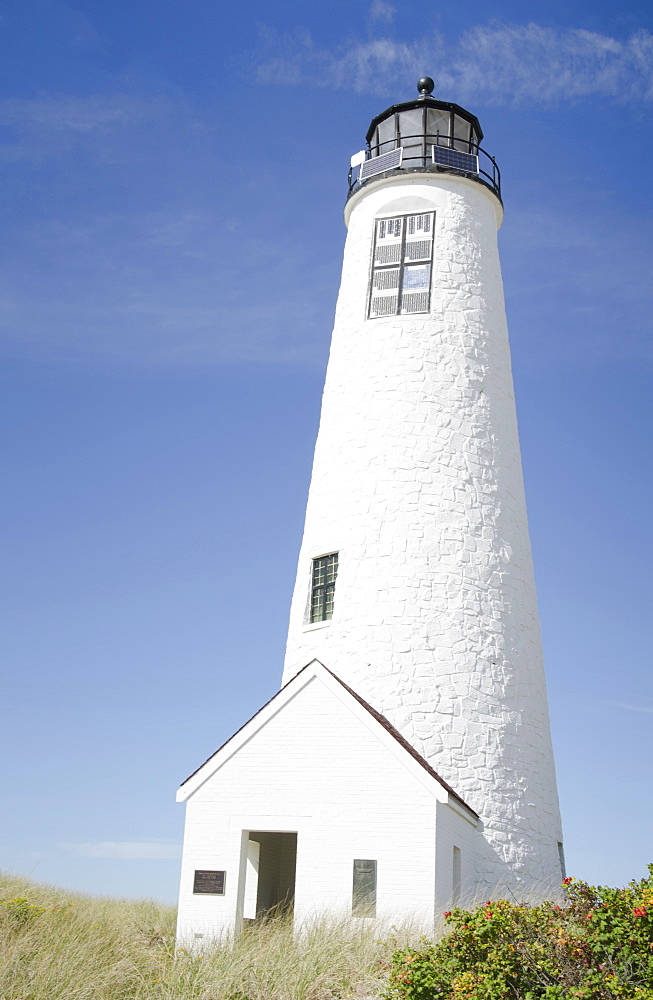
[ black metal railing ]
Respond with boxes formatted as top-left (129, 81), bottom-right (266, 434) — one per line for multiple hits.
top-left (348, 133), bottom-right (501, 201)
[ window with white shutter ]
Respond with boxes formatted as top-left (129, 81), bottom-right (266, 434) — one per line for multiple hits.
top-left (368, 212), bottom-right (434, 318)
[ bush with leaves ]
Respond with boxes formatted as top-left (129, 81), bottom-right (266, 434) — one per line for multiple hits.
top-left (385, 866), bottom-right (653, 1000)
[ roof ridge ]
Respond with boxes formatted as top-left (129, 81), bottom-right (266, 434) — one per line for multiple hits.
top-left (179, 659), bottom-right (478, 820)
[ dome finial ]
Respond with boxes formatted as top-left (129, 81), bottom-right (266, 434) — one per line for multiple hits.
top-left (417, 76), bottom-right (435, 97)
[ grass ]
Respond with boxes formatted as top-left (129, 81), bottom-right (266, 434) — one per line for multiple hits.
top-left (0, 872), bottom-right (424, 1000)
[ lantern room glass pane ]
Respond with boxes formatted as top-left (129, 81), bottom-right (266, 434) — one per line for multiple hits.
top-left (427, 109), bottom-right (450, 145)
top-left (452, 115), bottom-right (472, 151)
top-left (375, 117), bottom-right (396, 155)
top-left (398, 108), bottom-right (424, 163)
top-left (398, 108), bottom-right (424, 141)
top-left (399, 108), bottom-right (424, 147)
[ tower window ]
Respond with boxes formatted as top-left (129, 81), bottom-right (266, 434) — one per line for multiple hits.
top-left (368, 212), bottom-right (434, 318)
top-left (310, 553), bottom-right (338, 623)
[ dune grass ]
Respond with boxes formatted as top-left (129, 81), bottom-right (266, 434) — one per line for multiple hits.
top-left (0, 872), bottom-right (422, 1000)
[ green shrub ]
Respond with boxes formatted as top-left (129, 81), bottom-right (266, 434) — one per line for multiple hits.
top-left (385, 866), bottom-right (653, 1000)
top-left (3, 868), bottom-right (653, 999)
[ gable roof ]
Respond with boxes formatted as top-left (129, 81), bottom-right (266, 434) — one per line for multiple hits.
top-left (178, 660), bottom-right (477, 820)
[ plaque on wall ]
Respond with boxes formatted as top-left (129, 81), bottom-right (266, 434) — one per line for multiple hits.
top-left (193, 869), bottom-right (226, 895)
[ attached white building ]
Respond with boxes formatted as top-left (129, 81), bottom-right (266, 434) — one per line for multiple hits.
top-left (176, 660), bottom-right (478, 942)
top-left (176, 78), bottom-right (564, 944)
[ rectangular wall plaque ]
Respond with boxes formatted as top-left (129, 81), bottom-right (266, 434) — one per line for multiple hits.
top-left (352, 859), bottom-right (377, 917)
top-left (193, 869), bottom-right (226, 895)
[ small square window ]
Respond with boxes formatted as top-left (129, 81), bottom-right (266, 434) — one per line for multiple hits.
top-left (310, 553), bottom-right (338, 623)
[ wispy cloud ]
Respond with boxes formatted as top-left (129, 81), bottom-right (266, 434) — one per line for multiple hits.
top-left (0, 93), bottom-right (180, 163)
top-left (0, 95), bottom-right (150, 131)
top-left (60, 841), bottom-right (181, 860)
top-left (0, 206), bottom-right (333, 366)
top-left (2, 195), bottom-right (650, 370)
top-left (0, 86), bottom-right (337, 368)
top-left (609, 702), bottom-right (653, 715)
top-left (502, 201), bottom-right (653, 369)
top-left (369, 0), bottom-right (395, 26)
top-left (255, 22), bottom-right (653, 107)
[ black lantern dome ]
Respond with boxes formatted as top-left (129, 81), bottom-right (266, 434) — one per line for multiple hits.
top-left (348, 79), bottom-right (500, 201)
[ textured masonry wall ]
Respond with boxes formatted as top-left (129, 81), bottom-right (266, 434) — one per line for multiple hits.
top-left (281, 174), bottom-right (563, 896)
top-left (176, 674), bottom-right (473, 945)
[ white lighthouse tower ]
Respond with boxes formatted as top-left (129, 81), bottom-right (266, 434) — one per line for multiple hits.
top-left (281, 77), bottom-right (564, 893)
top-left (175, 80), bottom-right (564, 943)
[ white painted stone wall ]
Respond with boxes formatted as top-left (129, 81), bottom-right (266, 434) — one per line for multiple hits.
top-left (176, 666), bottom-right (476, 945)
top-left (282, 172), bottom-right (563, 897)
top-left (435, 799), bottom-right (480, 911)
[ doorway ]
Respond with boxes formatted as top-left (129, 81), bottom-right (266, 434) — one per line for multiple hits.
top-left (243, 831), bottom-right (297, 920)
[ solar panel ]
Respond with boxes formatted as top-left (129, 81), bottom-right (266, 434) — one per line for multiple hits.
top-left (360, 147), bottom-right (402, 181)
top-left (432, 145), bottom-right (478, 174)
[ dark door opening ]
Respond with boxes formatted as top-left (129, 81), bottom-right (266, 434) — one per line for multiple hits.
top-left (244, 831), bottom-right (297, 920)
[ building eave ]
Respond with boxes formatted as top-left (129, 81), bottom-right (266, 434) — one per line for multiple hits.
top-left (177, 659), bottom-right (478, 823)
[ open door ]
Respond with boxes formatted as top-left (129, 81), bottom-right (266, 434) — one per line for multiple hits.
top-left (242, 831), bottom-right (297, 920)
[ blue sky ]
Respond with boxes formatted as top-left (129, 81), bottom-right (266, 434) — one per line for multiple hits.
top-left (1, 0), bottom-right (652, 903)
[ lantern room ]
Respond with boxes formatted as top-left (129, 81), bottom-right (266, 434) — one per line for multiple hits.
top-left (349, 77), bottom-right (501, 200)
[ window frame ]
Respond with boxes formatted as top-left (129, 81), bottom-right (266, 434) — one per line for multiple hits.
top-left (309, 553), bottom-right (339, 624)
top-left (367, 212), bottom-right (435, 319)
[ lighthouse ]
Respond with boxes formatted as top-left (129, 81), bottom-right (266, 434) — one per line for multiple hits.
top-left (175, 80), bottom-right (564, 943)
